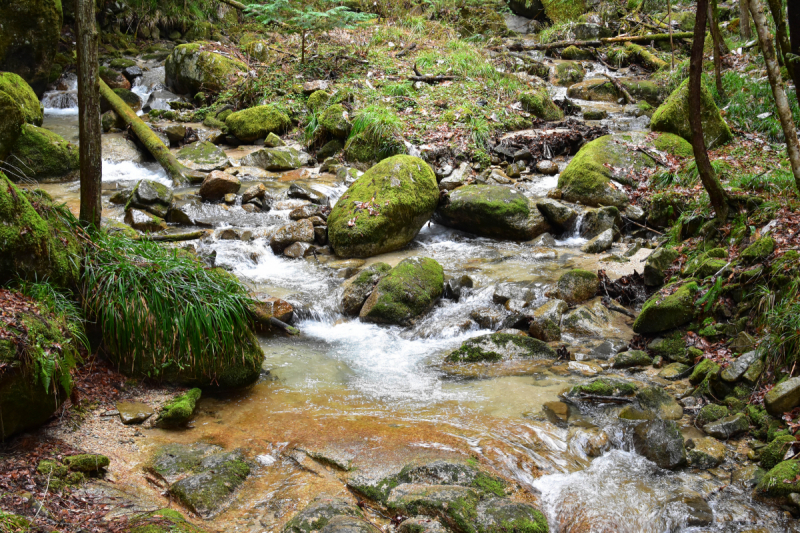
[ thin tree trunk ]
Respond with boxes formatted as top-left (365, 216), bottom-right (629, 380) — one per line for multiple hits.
top-left (98, 79), bottom-right (205, 186)
top-left (710, 0), bottom-right (725, 97)
top-left (505, 32), bottom-right (696, 52)
top-left (217, 0), bottom-right (246, 10)
top-left (788, 0), bottom-right (800, 108)
top-left (76, 0), bottom-right (102, 228)
top-left (750, 0), bottom-right (800, 192)
top-left (690, 0), bottom-right (729, 222)
top-left (668, 0), bottom-right (675, 70)
top-left (740, 0), bottom-right (752, 39)
top-left (766, 0), bottom-right (793, 77)
top-left (301, 31), bottom-right (306, 64)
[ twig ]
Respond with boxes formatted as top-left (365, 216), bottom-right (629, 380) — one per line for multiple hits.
top-left (601, 73), bottom-right (636, 104)
top-left (622, 215), bottom-right (664, 235)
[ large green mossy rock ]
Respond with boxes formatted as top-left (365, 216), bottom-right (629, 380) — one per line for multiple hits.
top-left (651, 78), bottom-right (733, 149)
top-left (127, 508), bottom-right (209, 533)
top-left (435, 184), bottom-right (551, 240)
top-left (632, 282), bottom-right (698, 334)
top-left (0, 297), bottom-right (78, 439)
top-left (156, 388), bottom-right (201, 428)
top-left (541, 0), bottom-right (585, 23)
top-left (446, 332), bottom-right (557, 363)
top-left (0, 73), bottom-right (43, 126)
top-left (0, 175), bottom-right (81, 288)
top-left (757, 460), bottom-right (800, 498)
top-left (225, 105), bottom-right (291, 143)
top-left (359, 257), bottom-right (444, 326)
top-left (328, 155), bottom-right (439, 258)
top-left (0, 0), bottom-right (63, 96)
top-left (169, 450), bottom-right (251, 519)
top-left (343, 131), bottom-right (405, 164)
top-left (558, 134), bottom-right (654, 207)
top-left (567, 78), bottom-right (662, 106)
top-left (7, 124), bottom-right (80, 182)
top-left (165, 43), bottom-right (248, 95)
top-left (520, 90), bottom-right (564, 121)
top-left (0, 92), bottom-right (24, 161)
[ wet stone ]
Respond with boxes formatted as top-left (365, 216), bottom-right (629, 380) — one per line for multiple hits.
top-left (283, 496), bottom-right (362, 533)
top-left (535, 160), bottom-right (559, 175)
top-left (397, 517), bottom-right (446, 533)
top-left (731, 464), bottom-right (766, 488)
top-left (703, 413), bottom-right (749, 439)
top-left (169, 450), bottom-right (250, 519)
top-left (148, 443), bottom-right (223, 484)
top-left (318, 516), bottom-right (374, 533)
top-left (687, 437), bottom-right (726, 469)
top-left (476, 498), bottom-right (547, 533)
top-left (288, 183), bottom-right (329, 206)
top-left (116, 401), bottom-right (154, 425)
top-left (721, 350), bottom-right (760, 383)
top-left (284, 242), bottom-right (312, 258)
top-left (666, 491), bottom-right (713, 527)
top-left (543, 401), bottom-right (569, 427)
top-left (658, 362), bottom-right (691, 381)
top-left (632, 420), bottom-right (687, 470)
top-left (612, 350), bottom-right (652, 369)
top-left (177, 141), bottom-right (231, 172)
top-left (765, 376), bottom-right (800, 416)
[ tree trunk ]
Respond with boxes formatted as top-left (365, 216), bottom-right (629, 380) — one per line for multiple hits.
top-left (217, 0), bottom-right (246, 10)
top-left (740, 0), bottom-right (752, 39)
top-left (301, 31), bottom-right (306, 64)
top-left (98, 79), bottom-right (205, 186)
top-left (690, 0), bottom-right (729, 222)
top-left (710, 0), bottom-right (725, 97)
top-left (668, 0), bottom-right (675, 70)
top-left (76, 0), bottom-right (102, 228)
top-left (766, 0), bottom-right (793, 77)
top-left (750, 0), bottom-right (800, 192)
top-left (788, 0), bottom-right (800, 108)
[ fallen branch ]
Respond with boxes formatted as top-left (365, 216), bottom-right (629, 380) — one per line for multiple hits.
top-left (268, 316), bottom-right (300, 336)
top-left (218, 0), bottom-right (247, 10)
top-left (143, 230), bottom-right (209, 242)
top-left (622, 215), bottom-right (664, 235)
top-left (99, 79), bottom-right (205, 186)
top-left (409, 63), bottom-right (456, 83)
top-left (576, 394), bottom-right (634, 403)
top-left (506, 32), bottom-right (695, 51)
top-left (601, 73), bottom-right (636, 104)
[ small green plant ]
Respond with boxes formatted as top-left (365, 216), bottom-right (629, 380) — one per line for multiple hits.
top-left (349, 104), bottom-right (404, 153)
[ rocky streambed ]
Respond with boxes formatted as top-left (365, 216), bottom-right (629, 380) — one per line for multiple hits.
top-left (25, 48), bottom-right (796, 533)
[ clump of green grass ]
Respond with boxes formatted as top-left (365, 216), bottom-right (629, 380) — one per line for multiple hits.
top-left (729, 168), bottom-right (797, 194)
top-left (350, 104), bottom-right (404, 143)
top-left (722, 71), bottom-right (800, 143)
top-left (14, 279), bottom-right (88, 355)
top-left (82, 232), bottom-right (256, 378)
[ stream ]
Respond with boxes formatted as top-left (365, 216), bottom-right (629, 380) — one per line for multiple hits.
top-left (34, 58), bottom-right (795, 533)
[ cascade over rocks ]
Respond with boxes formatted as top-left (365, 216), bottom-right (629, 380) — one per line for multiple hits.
top-left (328, 155), bottom-right (439, 258)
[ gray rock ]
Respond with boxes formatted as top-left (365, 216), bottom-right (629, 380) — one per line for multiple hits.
top-left (176, 141), bottom-right (230, 172)
top-left (199, 171), bottom-right (241, 202)
top-left (397, 517), bottom-right (446, 533)
top-left (124, 208), bottom-right (166, 232)
top-left (731, 464), bottom-right (766, 488)
top-left (129, 179), bottom-right (172, 218)
top-left (170, 450), bottom-right (250, 519)
top-left (581, 206), bottom-right (620, 239)
top-left (633, 420), bottom-right (687, 469)
top-left (529, 233), bottom-right (556, 247)
top-left (240, 146), bottom-right (310, 171)
top-left (721, 350), bottom-right (760, 383)
top-left (387, 484), bottom-right (479, 525)
top-left (439, 163), bottom-right (471, 191)
top-left (581, 228), bottom-right (613, 253)
top-left (271, 219), bottom-right (315, 254)
top-left (341, 263), bottom-right (392, 315)
top-left (556, 269), bottom-right (599, 304)
top-left (644, 246), bottom-right (679, 287)
top-left (148, 442), bottom-right (223, 484)
top-left (265, 132), bottom-right (284, 147)
top-left (164, 124), bottom-right (186, 144)
top-left (535, 160), bottom-right (559, 175)
top-left (528, 299), bottom-right (568, 342)
top-left (657, 362), bottom-right (691, 381)
top-left (288, 183), bottom-right (329, 206)
top-left (687, 436), bottom-right (725, 469)
top-left (116, 401), bottom-right (154, 425)
top-left (241, 183), bottom-right (268, 204)
top-left (536, 198), bottom-right (577, 230)
top-left (765, 376), bottom-right (800, 416)
top-left (703, 413), bottom-right (749, 439)
top-left (666, 491), bottom-right (713, 527)
top-left (283, 496), bottom-right (361, 533)
top-left (612, 350), bottom-right (652, 369)
top-left (290, 204), bottom-right (330, 221)
top-left (561, 299), bottom-right (612, 338)
top-left (318, 516), bottom-right (374, 533)
top-left (475, 498), bottom-right (547, 532)
top-left (573, 22), bottom-right (613, 40)
top-left (624, 204), bottom-right (646, 223)
top-left (446, 332), bottom-right (556, 363)
top-left (284, 242), bottom-right (313, 258)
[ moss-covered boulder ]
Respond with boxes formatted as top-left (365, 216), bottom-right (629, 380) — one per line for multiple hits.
top-left (319, 104), bottom-right (352, 139)
top-left (558, 134), bottom-right (655, 207)
top-left (0, 92), bottom-right (24, 161)
top-left (156, 388), bottom-right (201, 428)
top-left (644, 246), bottom-right (679, 287)
top-left (519, 90), bottom-right (563, 121)
top-left (0, 176), bottom-right (81, 287)
top-left (328, 155), bottom-right (438, 258)
top-left (127, 508), bottom-right (209, 533)
top-left (435, 184), bottom-right (551, 241)
top-left (343, 131), bottom-right (405, 164)
top-left (165, 43), bottom-right (247, 95)
top-left (359, 257), bottom-right (444, 326)
top-left (0, 73), bottom-right (43, 126)
top-left (446, 332), bottom-right (557, 363)
top-left (561, 45), bottom-right (594, 60)
top-left (176, 140), bottom-right (231, 172)
top-left (756, 460), bottom-right (800, 498)
top-left (542, 0), bottom-right (585, 23)
top-left (225, 104), bottom-right (291, 143)
top-left (241, 146), bottom-right (310, 171)
top-left (555, 269), bottom-right (599, 304)
top-left (0, 0), bottom-right (63, 96)
top-left (632, 282), bottom-right (698, 334)
top-left (307, 90), bottom-right (330, 113)
top-left (64, 454), bottom-right (110, 473)
top-left (650, 78), bottom-right (733, 149)
top-left (341, 262), bottom-right (392, 316)
top-left (7, 124), bottom-right (80, 182)
top-left (554, 61), bottom-right (585, 87)
top-left (0, 289), bottom-right (79, 439)
top-left (475, 498), bottom-right (548, 533)
top-left (741, 236), bottom-right (775, 263)
top-left (612, 350), bottom-right (652, 369)
top-left (170, 450), bottom-right (251, 519)
top-left (567, 78), bottom-right (662, 106)
top-left (760, 435), bottom-right (797, 471)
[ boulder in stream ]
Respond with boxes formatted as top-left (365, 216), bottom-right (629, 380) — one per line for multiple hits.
top-left (225, 104), bottom-right (291, 143)
top-left (271, 219), bottom-right (316, 254)
top-left (328, 155), bottom-right (439, 258)
top-left (435, 184), bottom-right (551, 241)
top-left (567, 78), bottom-right (662, 106)
top-left (528, 299), bottom-right (568, 342)
top-left (359, 257), bottom-right (444, 326)
top-left (519, 89), bottom-right (564, 121)
top-left (686, 437), bottom-right (725, 469)
top-left (651, 78), bottom-right (733, 149)
top-left (341, 262), bottom-right (392, 316)
top-left (632, 281), bottom-right (698, 335)
top-left (580, 228), bottom-right (613, 253)
top-left (6, 124), bottom-right (79, 182)
top-left (0, 93), bottom-right (24, 161)
top-left (446, 332), bottom-right (556, 363)
top-left (555, 269), bottom-right (599, 304)
top-left (199, 171), bottom-right (240, 202)
top-left (632, 419), bottom-right (687, 469)
top-left (128, 179), bottom-right (173, 218)
top-left (757, 460), bottom-right (800, 498)
top-left (165, 43), bottom-right (248, 95)
top-left (240, 146), bottom-right (310, 171)
top-left (177, 140), bottom-right (231, 172)
top-left (535, 198), bottom-right (577, 231)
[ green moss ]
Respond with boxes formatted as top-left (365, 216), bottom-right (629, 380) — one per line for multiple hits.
top-left (554, 62), bottom-right (585, 86)
top-left (696, 403), bottom-right (728, 425)
top-left (632, 282), bottom-right (699, 334)
top-left (561, 46), bottom-right (593, 60)
top-left (689, 358), bottom-right (720, 384)
top-left (319, 104), bottom-right (352, 139)
top-left (651, 78), bottom-right (733, 149)
top-left (760, 435), bottom-right (796, 470)
top-left (360, 257), bottom-right (443, 325)
top-left (447, 333), bottom-right (556, 363)
top-left (307, 90), bottom-right (330, 113)
top-left (157, 388), bottom-right (201, 427)
top-left (128, 508), bottom-right (208, 533)
top-left (225, 105), bottom-right (290, 143)
top-left (573, 379), bottom-right (614, 396)
top-left (165, 43), bottom-right (248, 95)
top-left (652, 132), bottom-right (694, 158)
top-left (343, 131), bottom-right (404, 164)
top-left (37, 459), bottom-right (68, 477)
top-left (0, 512), bottom-right (31, 533)
top-left (542, 0), bottom-right (586, 22)
top-left (519, 90), bottom-right (563, 121)
top-left (757, 460), bottom-right (800, 498)
top-left (0, 91), bottom-right (24, 161)
top-left (328, 155), bottom-right (438, 258)
top-left (0, 73), bottom-right (42, 126)
top-left (472, 472), bottom-right (507, 497)
top-left (64, 454), bottom-right (110, 473)
top-left (8, 124), bottom-right (79, 182)
top-left (741, 236), bottom-right (775, 263)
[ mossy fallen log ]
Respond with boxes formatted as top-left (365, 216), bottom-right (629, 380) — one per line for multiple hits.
top-left (98, 79), bottom-right (204, 186)
top-left (508, 32), bottom-right (696, 51)
top-left (143, 230), bottom-right (209, 242)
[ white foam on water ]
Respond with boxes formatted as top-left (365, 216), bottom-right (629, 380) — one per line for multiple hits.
top-left (43, 107), bottom-right (79, 116)
top-left (102, 159), bottom-right (171, 187)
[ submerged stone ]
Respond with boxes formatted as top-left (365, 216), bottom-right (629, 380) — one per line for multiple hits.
top-left (633, 420), bottom-right (687, 469)
top-left (170, 450), bottom-right (250, 519)
top-left (446, 332), bottom-right (556, 363)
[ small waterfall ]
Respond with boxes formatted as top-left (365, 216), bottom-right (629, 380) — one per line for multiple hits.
top-left (41, 73), bottom-right (78, 113)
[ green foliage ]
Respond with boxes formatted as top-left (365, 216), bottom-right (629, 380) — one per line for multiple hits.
top-left (729, 169), bottom-right (797, 194)
top-left (348, 104), bottom-right (404, 155)
top-left (722, 71), bottom-right (800, 142)
top-left (82, 232), bottom-right (257, 380)
top-left (13, 279), bottom-right (88, 355)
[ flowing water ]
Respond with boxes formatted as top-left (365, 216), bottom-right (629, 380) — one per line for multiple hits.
top-left (34, 62), bottom-right (796, 533)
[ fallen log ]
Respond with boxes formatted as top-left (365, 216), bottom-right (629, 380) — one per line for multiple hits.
top-left (218, 0), bottom-right (247, 10)
top-left (601, 73), bottom-right (636, 104)
top-left (410, 63), bottom-right (455, 83)
top-left (267, 316), bottom-right (300, 336)
top-left (144, 230), bottom-right (209, 242)
top-left (98, 79), bottom-right (205, 186)
top-left (508, 32), bottom-right (695, 51)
